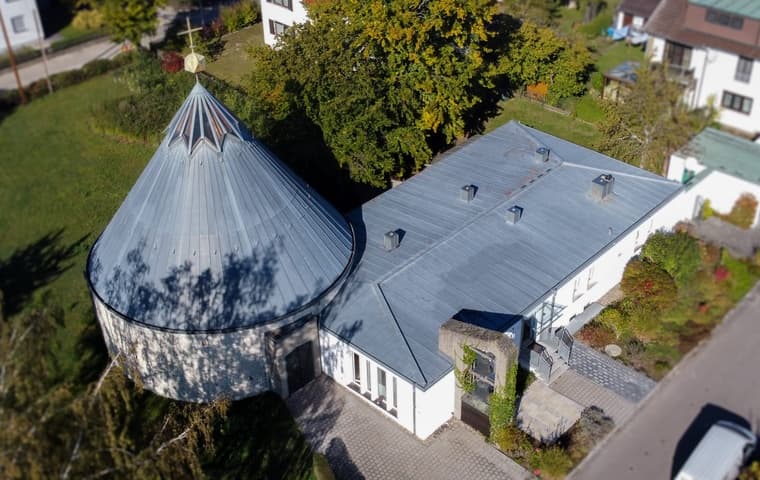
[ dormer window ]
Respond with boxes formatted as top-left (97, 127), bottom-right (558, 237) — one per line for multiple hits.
top-left (705, 8), bottom-right (744, 30)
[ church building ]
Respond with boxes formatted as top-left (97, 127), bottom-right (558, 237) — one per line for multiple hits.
top-left (88, 81), bottom-right (694, 440)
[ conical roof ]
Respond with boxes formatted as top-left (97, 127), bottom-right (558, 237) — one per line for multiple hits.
top-left (87, 83), bottom-right (354, 332)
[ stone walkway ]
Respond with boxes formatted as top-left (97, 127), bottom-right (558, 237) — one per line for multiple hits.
top-left (568, 342), bottom-right (655, 403)
top-left (549, 370), bottom-right (636, 425)
top-left (287, 376), bottom-right (531, 480)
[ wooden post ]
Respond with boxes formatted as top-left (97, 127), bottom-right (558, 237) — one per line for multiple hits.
top-left (33, 8), bottom-right (52, 94)
top-left (0, 8), bottom-right (27, 104)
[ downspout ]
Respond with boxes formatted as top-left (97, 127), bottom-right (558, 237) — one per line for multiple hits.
top-left (412, 386), bottom-right (417, 436)
top-left (694, 46), bottom-right (709, 109)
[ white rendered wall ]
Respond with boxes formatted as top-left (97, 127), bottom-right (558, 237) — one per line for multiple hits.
top-left (648, 37), bottom-right (760, 135)
top-left (544, 186), bottom-right (695, 330)
top-left (0, 0), bottom-right (41, 53)
top-left (414, 371), bottom-right (455, 440)
top-left (320, 330), bottom-right (416, 435)
top-left (261, 0), bottom-right (309, 46)
top-left (93, 294), bottom-right (270, 402)
top-left (668, 155), bottom-right (760, 226)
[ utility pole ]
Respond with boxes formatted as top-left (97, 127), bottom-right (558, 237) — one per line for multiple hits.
top-left (33, 8), bottom-right (52, 94)
top-left (0, 7), bottom-right (27, 104)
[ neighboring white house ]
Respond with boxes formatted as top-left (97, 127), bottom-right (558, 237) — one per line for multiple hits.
top-left (0, 0), bottom-right (44, 54)
top-left (667, 127), bottom-right (760, 227)
top-left (260, 0), bottom-right (308, 46)
top-left (645, 0), bottom-right (760, 137)
top-left (615, 0), bottom-right (661, 30)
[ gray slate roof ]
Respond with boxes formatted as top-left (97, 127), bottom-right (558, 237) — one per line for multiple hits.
top-left (88, 82), bottom-right (353, 332)
top-left (323, 121), bottom-right (682, 388)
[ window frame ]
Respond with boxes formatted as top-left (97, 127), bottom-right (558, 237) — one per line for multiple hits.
top-left (721, 91), bottom-right (753, 115)
top-left (10, 15), bottom-right (27, 34)
top-left (735, 57), bottom-right (753, 83)
top-left (268, 19), bottom-right (289, 36)
top-left (266, 0), bottom-right (293, 11)
top-left (705, 8), bottom-right (744, 30)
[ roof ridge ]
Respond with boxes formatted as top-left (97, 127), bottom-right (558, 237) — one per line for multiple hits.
top-left (373, 284), bottom-right (427, 384)
top-left (561, 161), bottom-right (679, 185)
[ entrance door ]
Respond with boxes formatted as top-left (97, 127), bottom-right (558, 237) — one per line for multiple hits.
top-left (623, 13), bottom-right (633, 26)
top-left (286, 341), bottom-right (315, 395)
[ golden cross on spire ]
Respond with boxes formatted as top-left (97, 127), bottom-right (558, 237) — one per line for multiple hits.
top-left (178, 16), bottom-right (206, 75)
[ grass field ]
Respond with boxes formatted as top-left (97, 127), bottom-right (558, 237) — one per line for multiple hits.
top-left (485, 97), bottom-right (601, 149)
top-left (0, 75), bottom-right (152, 378)
top-left (205, 23), bottom-right (265, 86)
top-left (0, 74), bottom-right (322, 478)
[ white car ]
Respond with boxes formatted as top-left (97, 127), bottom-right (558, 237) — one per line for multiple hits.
top-left (675, 420), bottom-right (756, 480)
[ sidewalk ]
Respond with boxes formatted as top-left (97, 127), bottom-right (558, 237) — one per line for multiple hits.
top-left (0, 38), bottom-right (120, 90)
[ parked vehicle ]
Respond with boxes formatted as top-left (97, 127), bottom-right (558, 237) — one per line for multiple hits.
top-left (675, 420), bottom-right (756, 480)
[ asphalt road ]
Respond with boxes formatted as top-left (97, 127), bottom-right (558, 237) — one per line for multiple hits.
top-left (572, 283), bottom-right (760, 480)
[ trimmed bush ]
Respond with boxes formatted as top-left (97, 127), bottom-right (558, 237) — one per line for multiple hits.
top-left (723, 193), bottom-right (758, 229)
top-left (529, 446), bottom-right (574, 479)
top-left (621, 257), bottom-right (677, 313)
top-left (641, 231), bottom-right (701, 287)
top-left (596, 306), bottom-right (628, 339)
top-left (576, 320), bottom-right (615, 348)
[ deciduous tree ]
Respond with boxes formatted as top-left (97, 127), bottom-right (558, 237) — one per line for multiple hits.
top-left (100, 0), bottom-right (165, 46)
top-left (596, 61), bottom-right (716, 174)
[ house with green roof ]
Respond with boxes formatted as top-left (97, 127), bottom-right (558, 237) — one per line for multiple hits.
top-left (668, 127), bottom-right (760, 225)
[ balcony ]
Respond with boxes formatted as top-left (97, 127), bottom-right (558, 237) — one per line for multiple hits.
top-left (664, 64), bottom-right (696, 86)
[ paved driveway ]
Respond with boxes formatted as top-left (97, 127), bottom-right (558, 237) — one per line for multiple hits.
top-left (571, 283), bottom-right (760, 480)
top-left (287, 376), bottom-right (531, 480)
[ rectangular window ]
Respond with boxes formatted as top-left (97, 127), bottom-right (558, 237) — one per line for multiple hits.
top-left (10, 15), bottom-right (26, 34)
top-left (377, 368), bottom-right (387, 399)
top-left (572, 277), bottom-right (583, 301)
top-left (664, 41), bottom-right (692, 69)
top-left (266, 0), bottom-right (293, 10)
top-left (705, 9), bottom-right (744, 30)
top-left (735, 57), bottom-right (753, 83)
top-left (721, 91), bottom-right (753, 114)
top-left (353, 353), bottom-right (361, 385)
top-left (366, 360), bottom-right (372, 393)
top-left (587, 266), bottom-right (596, 289)
top-left (268, 19), bottom-right (289, 36)
top-left (392, 377), bottom-right (397, 409)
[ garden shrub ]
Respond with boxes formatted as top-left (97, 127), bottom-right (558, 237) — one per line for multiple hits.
top-left (589, 71), bottom-right (603, 92)
top-left (492, 424), bottom-right (533, 458)
top-left (72, 9), bottom-right (105, 30)
top-left (621, 257), bottom-right (677, 313)
top-left (641, 231), bottom-right (701, 287)
top-left (576, 320), bottom-right (615, 348)
top-left (722, 193), bottom-right (758, 229)
top-left (700, 199), bottom-right (714, 220)
top-left (529, 446), bottom-right (574, 479)
top-left (739, 460), bottom-right (760, 480)
top-left (561, 406), bottom-right (614, 462)
top-left (220, 1), bottom-right (261, 32)
top-left (596, 306), bottom-right (628, 339)
top-left (699, 241), bottom-right (721, 269)
top-left (720, 250), bottom-right (759, 302)
top-left (625, 303), bottom-right (664, 342)
top-left (160, 51), bottom-right (184, 73)
top-left (313, 453), bottom-right (335, 480)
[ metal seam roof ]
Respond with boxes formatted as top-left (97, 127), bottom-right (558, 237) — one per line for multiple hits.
top-left (88, 83), bottom-right (353, 332)
top-left (322, 121), bottom-right (683, 388)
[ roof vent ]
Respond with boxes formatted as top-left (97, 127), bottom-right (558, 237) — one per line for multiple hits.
top-left (506, 205), bottom-right (523, 224)
top-left (460, 184), bottom-right (475, 202)
top-left (383, 230), bottom-right (400, 251)
top-left (592, 173), bottom-right (615, 200)
top-left (534, 147), bottom-right (550, 163)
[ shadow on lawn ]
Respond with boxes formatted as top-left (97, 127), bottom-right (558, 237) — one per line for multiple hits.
top-left (0, 229), bottom-right (87, 317)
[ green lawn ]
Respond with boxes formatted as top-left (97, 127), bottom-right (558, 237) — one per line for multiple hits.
top-left (0, 75), bottom-right (152, 378)
top-left (595, 41), bottom-right (646, 75)
top-left (0, 72), bottom-right (324, 478)
top-left (206, 23), bottom-right (265, 86)
top-left (485, 97), bottom-right (601, 149)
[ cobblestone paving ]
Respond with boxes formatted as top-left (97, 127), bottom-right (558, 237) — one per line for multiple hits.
top-left (287, 376), bottom-right (532, 480)
top-left (568, 342), bottom-right (656, 403)
top-left (549, 370), bottom-right (636, 425)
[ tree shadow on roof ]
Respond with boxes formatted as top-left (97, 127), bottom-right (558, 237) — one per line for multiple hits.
top-left (0, 229), bottom-right (87, 317)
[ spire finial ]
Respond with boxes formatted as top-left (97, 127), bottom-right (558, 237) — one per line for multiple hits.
top-left (179, 16), bottom-right (206, 75)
